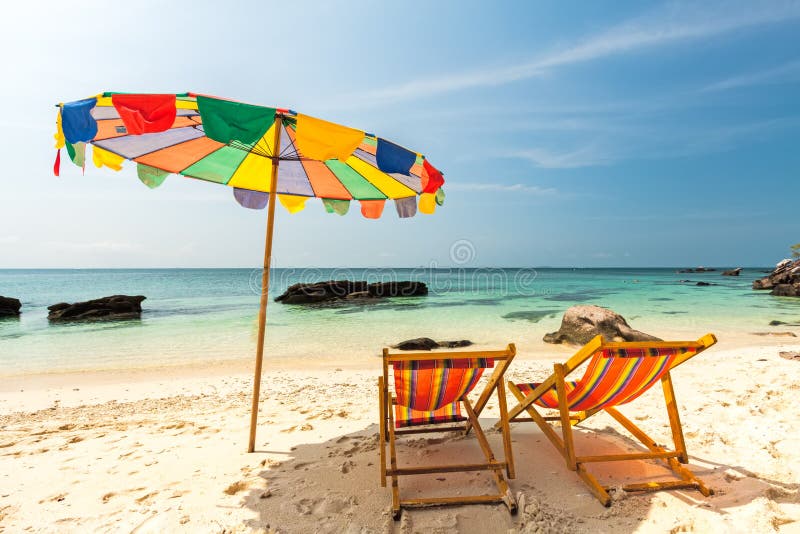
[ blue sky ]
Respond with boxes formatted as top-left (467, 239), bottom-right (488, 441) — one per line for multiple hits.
top-left (0, 0), bottom-right (798, 268)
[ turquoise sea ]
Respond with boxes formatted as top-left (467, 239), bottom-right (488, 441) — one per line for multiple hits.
top-left (1, 268), bottom-right (799, 375)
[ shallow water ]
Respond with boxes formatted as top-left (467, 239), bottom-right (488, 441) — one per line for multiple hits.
top-left (1, 268), bottom-right (798, 375)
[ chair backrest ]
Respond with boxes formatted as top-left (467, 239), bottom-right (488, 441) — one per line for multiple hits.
top-left (566, 345), bottom-right (693, 411)
top-left (391, 357), bottom-right (494, 411)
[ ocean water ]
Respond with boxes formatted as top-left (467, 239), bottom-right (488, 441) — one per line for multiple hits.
top-left (1, 268), bottom-right (799, 375)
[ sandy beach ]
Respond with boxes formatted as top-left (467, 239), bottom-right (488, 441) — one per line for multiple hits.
top-left (2, 338), bottom-right (799, 533)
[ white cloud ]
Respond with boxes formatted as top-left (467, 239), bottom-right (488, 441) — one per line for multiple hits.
top-left (700, 59), bottom-right (800, 92)
top-left (447, 183), bottom-right (557, 195)
top-left (0, 235), bottom-right (20, 244)
top-left (356, 1), bottom-right (800, 104)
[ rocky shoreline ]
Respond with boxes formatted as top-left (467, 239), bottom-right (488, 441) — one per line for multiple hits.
top-left (753, 259), bottom-right (800, 297)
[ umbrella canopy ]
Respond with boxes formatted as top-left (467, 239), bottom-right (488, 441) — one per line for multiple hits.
top-left (53, 92), bottom-right (446, 452)
top-left (53, 92), bottom-right (446, 218)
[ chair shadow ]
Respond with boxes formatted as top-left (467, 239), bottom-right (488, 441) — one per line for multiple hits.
top-left (236, 417), bottom-right (702, 534)
top-left (554, 421), bottom-right (799, 514)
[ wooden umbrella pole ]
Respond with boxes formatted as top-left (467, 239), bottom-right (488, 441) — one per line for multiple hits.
top-left (248, 113), bottom-right (283, 453)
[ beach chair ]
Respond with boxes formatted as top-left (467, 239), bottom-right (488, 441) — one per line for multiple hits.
top-left (379, 344), bottom-right (517, 519)
top-left (501, 334), bottom-right (717, 506)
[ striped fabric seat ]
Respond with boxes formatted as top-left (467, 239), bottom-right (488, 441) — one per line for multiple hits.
top-left (392, 358), bottom-right (493, 428)
top-left (515, 346), bottom-right (696, 412)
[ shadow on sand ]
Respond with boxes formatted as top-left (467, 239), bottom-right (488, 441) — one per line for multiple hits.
top-left (239, 414), bottom-right (796, 533)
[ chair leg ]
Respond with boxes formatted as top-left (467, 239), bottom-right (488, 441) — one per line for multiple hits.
top-left (378, 376), bottom-right (386, 487)
top-left (661, 372), bottom-right (688, 463)
top-left (496, 380), bottom-right (515, 479)
top-left (462, 399), bottom-right (517, 514)
top-left (576, 465), bottom-right (612, 507)
top-left (554, 364), bottom-right (577, 471)
top-left (387, 396), bottom-right (401, 519)
top-left (605, 406), bottom-right (712, 497)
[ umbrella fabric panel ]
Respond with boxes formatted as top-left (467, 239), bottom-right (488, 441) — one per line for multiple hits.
top-left (135, 137), bottom-right (224, 173)
top-left (352, 149), bottom-right (422, 193)
top-left (94, 126), bottom-right (205, 159)
top-left (299, 159), bottom-right (353, 200)
top-left (345, 155), bottom-right (416, 199)
top-left (181, 146), bottom-right (249, 184)
top-left (94, 116), bottom-right (199, 141)
top-left (325, 160), bottom-right (387, 200)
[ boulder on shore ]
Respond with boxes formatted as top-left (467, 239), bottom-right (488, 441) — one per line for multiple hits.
top-left (392, 338), bottom-right (473, 351)
top-left (543, 305), bottom-right (661, 346)
top-left (48, 295), bottom-right (146, 322)
top-left (275, 280), bottom-right (427, 304)
top-left (722, 267), bottom-right (742, 276)
top-left (0, 296), bottom-right (21, 317)
top-left (753, 259), bottom-right (800, 297)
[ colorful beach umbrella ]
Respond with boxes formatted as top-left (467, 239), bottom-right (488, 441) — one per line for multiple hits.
top-left (53, 92), bottom-right (446, 451)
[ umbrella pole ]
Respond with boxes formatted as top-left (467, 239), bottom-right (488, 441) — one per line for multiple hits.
top-left (248, 114), bottom-right (283, 453)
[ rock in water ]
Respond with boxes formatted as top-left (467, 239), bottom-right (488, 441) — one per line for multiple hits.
top-left (0, 296), bottom-right (21, 317)
top-left (437, 340), bottom-right (473, 348)
top-left (543, 305), bottom-right (661, 345)
top-left (392, 338), bottom-right (474, 351)
top-left (275, 280), bottom-right (427, 304)
top-left (393, 337), bottom-right (439, 350)
top-left (753, 258), bottom-right (800, 295)
top-left (722, 267), bottom-right (742, 276)
top-left (48, 295), bottom-right (146, 321)
top-left (367, 281), bottom-right (428, 298)
top-left (772, 284), bottom-right (800, 297)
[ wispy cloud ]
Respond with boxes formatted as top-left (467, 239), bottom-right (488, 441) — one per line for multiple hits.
top-left (508, 145), bottom-right (613, 169)
top-left (505, 115), bottom-right (800, 169)
top-left (700, 59), bottom-right (800, 92)
top-left (356, 1), bottom-right (800, 104)
top-left (447, 183), bottom-right (557, 195)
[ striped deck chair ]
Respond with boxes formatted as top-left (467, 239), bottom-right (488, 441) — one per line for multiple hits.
top-left (500, 334), bottom-right (717, 506)
top-left (379, 344), bottom-right (517, 519)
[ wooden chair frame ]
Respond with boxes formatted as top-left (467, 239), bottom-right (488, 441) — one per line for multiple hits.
top-left (379, 344), bottom-right (518, 519)
top-left (500, 334), bottom-right (717, 507)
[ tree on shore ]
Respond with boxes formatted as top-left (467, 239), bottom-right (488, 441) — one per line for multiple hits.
top-left (792, 243), bottom-right (800, 258)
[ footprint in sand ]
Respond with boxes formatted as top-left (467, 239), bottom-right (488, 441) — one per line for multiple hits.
top-left (135, 491), bottom-right (158, 504)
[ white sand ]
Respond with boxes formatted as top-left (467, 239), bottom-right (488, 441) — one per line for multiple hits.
top-left (2, 340), bottom-right (800, 533)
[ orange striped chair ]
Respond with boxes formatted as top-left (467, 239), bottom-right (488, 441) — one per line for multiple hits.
top-left (379, 344), bottom-right (517, 519)
top-left (501, 334), bottom-right (717, 506)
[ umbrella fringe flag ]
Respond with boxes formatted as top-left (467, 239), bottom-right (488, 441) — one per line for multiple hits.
top-left (52, 92), bottom-right (447, 452)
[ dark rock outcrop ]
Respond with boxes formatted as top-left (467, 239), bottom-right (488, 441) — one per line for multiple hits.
top-left (368, 281), bottom-right (428, 298)
top-left (393, 338), bottom-right (473, 351)
top-left (0, 296), bottom-right (21, 317)
top-left (772, 284), bottom-right (800, 297)
top-left (48, 295), bottom-right (145, 321)
top-left (275, 281), bottom-right (427, 304)
top-left (543, 305), bottom-right (661, 346)
top-left (696, 281), bottom-right (712, 286)
top-left (677, 267), bottom-right (716, 273)
top-left (722, 267), bottom-right (742, 276)
top-left (753, 259), bottom-right (800, 297)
